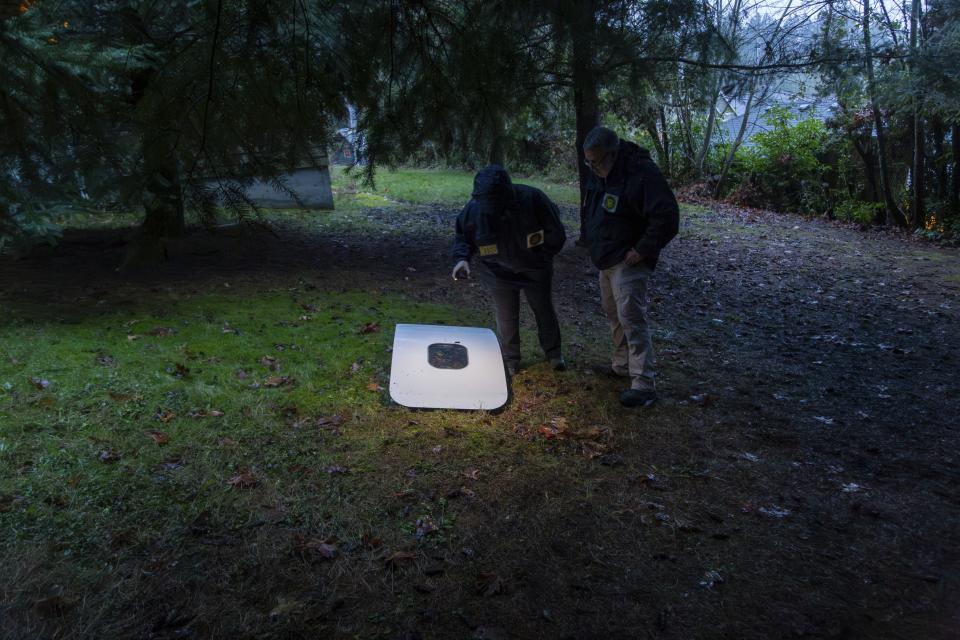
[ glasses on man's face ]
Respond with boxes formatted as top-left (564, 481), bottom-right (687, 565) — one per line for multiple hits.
top-left (584, 152), bottom-right (610, 171)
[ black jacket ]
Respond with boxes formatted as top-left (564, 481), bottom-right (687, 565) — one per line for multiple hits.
top-left (452, 165), bottom-right (566, 285)
top-left (581, 140), bottom-right (679, 270)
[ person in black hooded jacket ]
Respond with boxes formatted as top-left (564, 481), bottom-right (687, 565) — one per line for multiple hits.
top-left (451, 165), bottom-right (566, 376)
top-left (581, 126), bottom-right (679, 408)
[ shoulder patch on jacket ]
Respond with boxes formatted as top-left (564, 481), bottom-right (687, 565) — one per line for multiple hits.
top-left (479, 243), bottom-right (498, 256)
top-left (602, 193), bottom-right (619, 213)
top-left (526, 229), bottom-right (544, 248)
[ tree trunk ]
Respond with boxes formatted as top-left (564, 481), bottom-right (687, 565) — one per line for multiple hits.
top-left (714, 79), bottom-right (756, 197)
top-left (932, 119), bottom-right (946, 201)
top-left (911, 119), bottom-right (924, 229)
top-left (910, 0), bottom-right (924, 229)
top-left (851, 135), bottom-right (879, 202)
top-left (659, 106), bottom-right (671, 180)
top-left (696, 78), bottom-right (721, 177)
top-left (952, 123), bottom-right (960, 216)
top-left (863, 0), bottom-right (907, 226)
top-left (644, 119), bottom-right (666, 168)
top-left (862, 151), bottom-right (880, 203)
top-left (123, 128), bottom-right (185, 268)
top-left (569, 0), bottom-right (600, 240)
top-left (677, 104), bottom-right (697, 176)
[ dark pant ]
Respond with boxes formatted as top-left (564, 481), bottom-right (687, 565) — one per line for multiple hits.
top-left (485, 270), bottom-right (562, 366)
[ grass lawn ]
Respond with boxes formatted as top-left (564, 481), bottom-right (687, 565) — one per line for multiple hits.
top-left (331, 165), bottom-right (581, 209)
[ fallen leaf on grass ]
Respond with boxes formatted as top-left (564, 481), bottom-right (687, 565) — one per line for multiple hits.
top-left (385, 550), bottom-right (416, 568)
top-left (227, 471), bottom-right (258, 489)
top-left (146, 431), bottom-right (169, 446)
top-left (446, 486), bottom-right (476, 499)
top-left (145, 327), bottom-right (176, 337)
top-left (366, 382), bottom-right (383, 392)
top-left (301, 303), bottom-right (319, 312)
top-left (126, 334), bottom-right (141, 341)
top-left (234, 369), bottom-right (249, 380)
top-left (579, 426), bottom-right (606, 441)
top-left (537, 424), bottom-right (561, 440)
top-left (316, 415), bottom-right (343, 428)
top-left (362, 532), bottom-right (382, 549)
top-left (462, 468), bottom-right (481, 480)
top-left (359, 322), bottom-right (380, 334)
top-left (260, 356), bottom-right (280, 371)
top-left (28, 377), bottom-right (50, 390)
top-left (98, 450), bottom-right (121, 463)
top-left (538, 417), bottom-right (607, 442)
top-left (350, 361), bottom-right (361, 375)
top-left (154, 409), bottom-right (176, 423)
top-left (264, 375), bottom-right (293, 388)
top-left (580, 440), bottom-right (610, 459)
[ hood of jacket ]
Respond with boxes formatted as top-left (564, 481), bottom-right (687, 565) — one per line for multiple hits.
top-left (472, 165), bottom-right (517, 211)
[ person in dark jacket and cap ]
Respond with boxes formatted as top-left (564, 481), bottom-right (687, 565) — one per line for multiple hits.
top-left (452, 165), bottom-right (567, 376)
top-left (581, 126), bottom-right (679, 408)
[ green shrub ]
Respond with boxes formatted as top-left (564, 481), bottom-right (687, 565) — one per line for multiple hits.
top-left (738, 107), bottom-right (831, 214)
top-left (834, 198), bottom-right (884, 224)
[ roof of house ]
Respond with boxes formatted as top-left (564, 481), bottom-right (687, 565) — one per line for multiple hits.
top-left (717, 95), bottom-right (838, 146)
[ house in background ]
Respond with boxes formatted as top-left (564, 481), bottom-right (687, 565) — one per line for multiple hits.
top-left (718, 92), bottom-right (838, 148)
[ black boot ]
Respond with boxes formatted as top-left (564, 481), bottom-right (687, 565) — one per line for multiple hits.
top-left (619, 388), bottom-right (657, 408)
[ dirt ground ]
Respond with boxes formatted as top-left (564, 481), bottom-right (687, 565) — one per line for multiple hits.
top-left (2, 201), bottom-right (959, 639)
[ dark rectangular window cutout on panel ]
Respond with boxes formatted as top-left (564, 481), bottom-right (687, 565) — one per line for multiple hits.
top-left (428, 343), bottom-right (469, 369)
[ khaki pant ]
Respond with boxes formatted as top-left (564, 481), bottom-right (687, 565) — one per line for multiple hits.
top-left (599, 261), bottom-right (655, 391)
